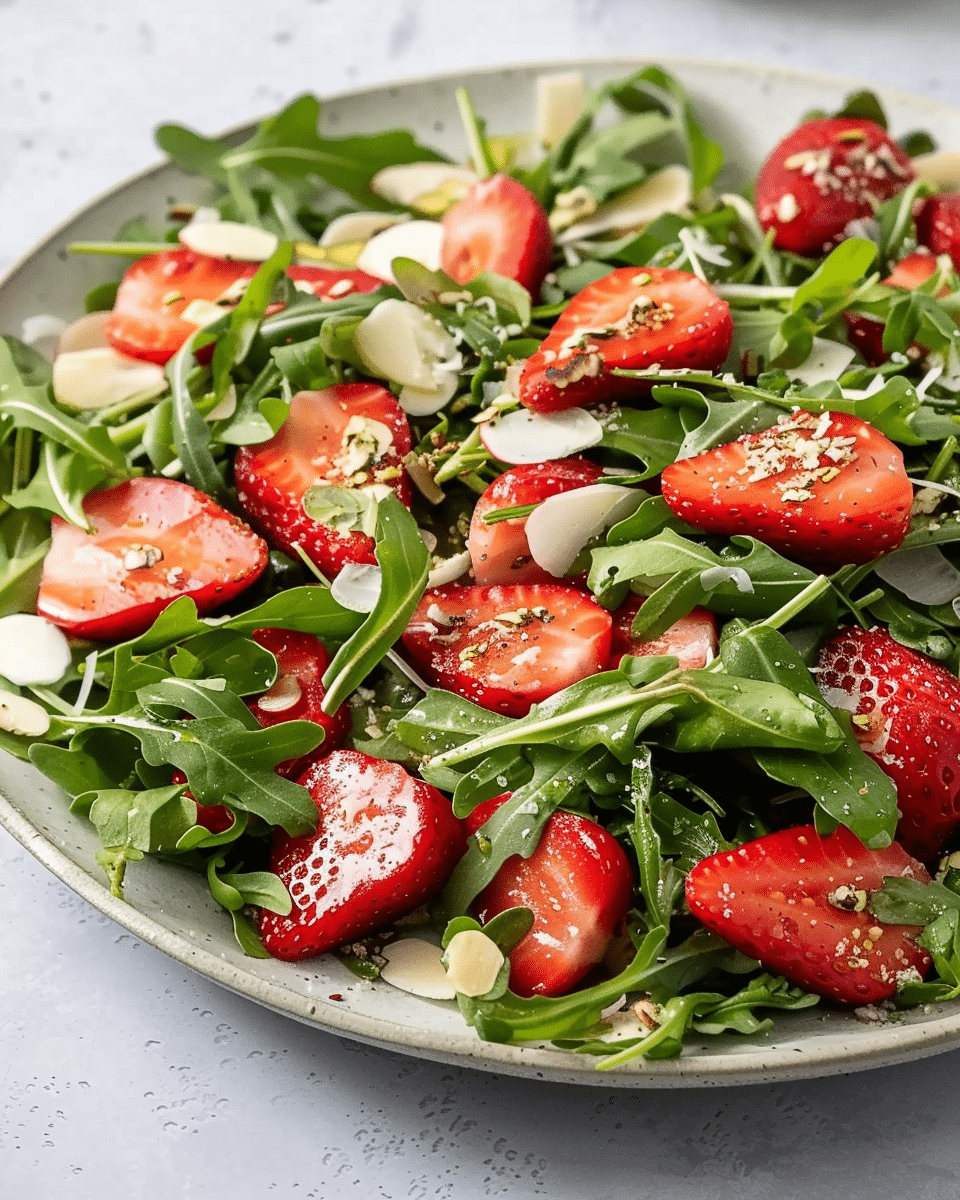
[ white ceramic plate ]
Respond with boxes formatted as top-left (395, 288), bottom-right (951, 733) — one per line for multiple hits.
top-left (4, 58), bottom-right (960, 1088)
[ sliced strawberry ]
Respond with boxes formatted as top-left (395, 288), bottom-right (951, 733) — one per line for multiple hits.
top-left (247, 628), bottom-right (350, 777)
top-left (754, 117), bottom-right (914, 256)
top-left (467, 458), bottom-right (604, 585)
top-left (660, 410), bottom-right (912, 566)
top-left (36, 477), bottom-right (267, 642)
top-left (401, 583), bottom-right (612, 717)
top-left (465, 794), bottom-right (634, 998)
top-left (517, 267), bottom-right (733, 414)
top-left (233, 383), bottom-right (412, 579)
top-left (816, 626), bottom-right (960, 862)
top-left (608, 594), bottom-right (718, 670)
top-left (845, 250), bottom-right (939, 365)
top-left (104, 248), bottom-right (258, 364)
top-left (259, 749), bottom-right (465, 961)
top-left (685, 824), bottom-right (931, 1005)
top-left (285, 264), bottom-right (384, 302)
top-left (440, 174), bottom-right (553, 298)
top-left (916, 192), bottom-right (960, 268)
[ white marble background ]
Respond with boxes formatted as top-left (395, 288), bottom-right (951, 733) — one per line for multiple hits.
top-left (4, 1), bottom-right (960, 1196)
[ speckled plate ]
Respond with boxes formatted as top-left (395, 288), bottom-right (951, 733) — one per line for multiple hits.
top-left (3, 58), bottom-right (960, 1087)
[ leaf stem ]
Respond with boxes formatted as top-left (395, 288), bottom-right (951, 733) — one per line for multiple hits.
top-left (68, 241), bottom-right (174, 257)
top-left (754, 574), bottom-right (832, 630)
top-left (455, 88), bottom-right (497, 180)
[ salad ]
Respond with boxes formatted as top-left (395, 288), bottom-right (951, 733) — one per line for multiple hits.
top-left (6, 64), bottom-right (960, 1070)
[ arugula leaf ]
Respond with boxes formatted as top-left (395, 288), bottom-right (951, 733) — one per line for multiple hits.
top-left (211, 240), bottom-right (293, 400)
top-left (0, 507), bottom-right (50, 616)
top-left (159, 95), bottom-right (447, 211)
top-left (720, 625), bottom-right (899, 847)
top-left (321, 493), bottom-right (429, 713)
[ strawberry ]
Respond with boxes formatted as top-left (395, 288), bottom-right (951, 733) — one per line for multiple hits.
top-left (233, 383), bottom-right (412, 579)
top-left (467, 457), bottom-right (604, 585)
top-left (440, 174), bottom-right (554, 298)
top-left (916, 192), bottom-right (960, 268)
top-left (259, 749), bottom-right (465, 961)
top-left (104, 249), bottom-right (257, 365)
top-left (844, 250), bottom-right (939, 366)
top-left (284, 264), bottom-right (384, 302)
top-left (685, 824), bottom-right (931, 1005)
top-left (246, 628), bottom-right (350, 778)
top-left (816, 625), bottom-right (960, 862)
top-left (401, 583), bottom-right (613, 717)
top-left (466, 794), bottom-right (634, 997)
top-left (517, 267), bottom-right (733, 414)
top-left (36, 476), bottom-right (268, 641)
top-left (754, 117), bottom-right (914, 256)
top-left (104, 251), bottom-right (384, 367)
top-left (659, 410), bottom-right (913, 566)
top-left (607, 594), bottom-right (718, 670)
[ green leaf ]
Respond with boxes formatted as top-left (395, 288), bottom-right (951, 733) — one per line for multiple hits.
top-left (597, 405), bottom-right (686, 478)
top-left (6, 438), bottom-right (107, 529)
top-left (721, 626), bottom-right (899, 847)
top-left (321, 493), bottom-right (429, 713)
top-left (211, 241), bottom-right (293, 400)
top-left (165, 327), bottom-right (225, 500)
top-left (443, 745), bottom-right (607, 915)
top-left (0, 507), bottom-right (50, 616)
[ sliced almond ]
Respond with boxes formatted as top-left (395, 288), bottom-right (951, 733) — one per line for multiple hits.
top-left (535, 71), bottom-right (586, 149)
top-left (354, 299), bottom-right (461, 400)
top-left (52, 347), bottom-right (167, 411)
top-left (787, 336), bottom-right (856, 387)
top-left (179, 298), bottom-right (227, 328)
top-left (443, 929), bottom-right (505, 997)
top-left (479, 405), bottom-right (603, 464)
top-left (557, 165), bottom-right (692, 244)
top-left (56, 310), bottom-right (111, 355)
top-left (526, 483), bottom-right (645, 577)
top-left (370, 163), bottom-right (478, 215)
top-left (911, 149), bottom-right (960, 188)
top-left (331, 563), bottom-right (383, 613)
top-left (0, 691), bottom-right (50, 738)
top-left (380, 938), bottom-right (457, 1000)
top-left (355, 220), bottom-right (445, 282)
top-left (427, 549), bottom-right (472, 589)
top-left (178, 220), bottom-right (279, 262)
top-left (0, 614), bottom-right (72, 686)
top-left (320, 211), bottom-right (408, 248)
top-left (256, 674), bottom-right (302, 713)
top-left (21, 314), bottom-right (67, 358)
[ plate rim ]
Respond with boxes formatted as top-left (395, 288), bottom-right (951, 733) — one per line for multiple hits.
top-left (4, 53), bottom-right (960, 1088)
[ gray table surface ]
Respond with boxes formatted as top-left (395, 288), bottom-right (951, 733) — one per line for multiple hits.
top-left (4, 1), bottom-right (960, 1195)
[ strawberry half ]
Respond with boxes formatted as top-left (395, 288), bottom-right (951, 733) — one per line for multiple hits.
top-left (916, 192), bottom-right (960, 269)
top-left (36, 476), bottom-right (268, 641)
top-left (685, 824), bottom-right (931, 1005)
top-left (440, 174), bottom-right (553, 299)
top-left (467, 457), bottom-right (604, 585)
top-left (401, 583), bottom-right (613, 717)
top-left (754, 117), bottom-right (914, 256)
top-left (259, 749), bottom-right (465, 961)
top-left (233, 383), bottom-right (412, 579)
top-left (817, 626), bottom-right (960, 862)
top-left (607, 594), bottom-right (718, 670)
top-left (660, 410), bottom-right (913, 566)
top-left (247, 628), bottom-right (350, 778)
top-left (518, 267), bottom-right (732, 414)
top-left (466, 794), bottom-right (634, 998)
